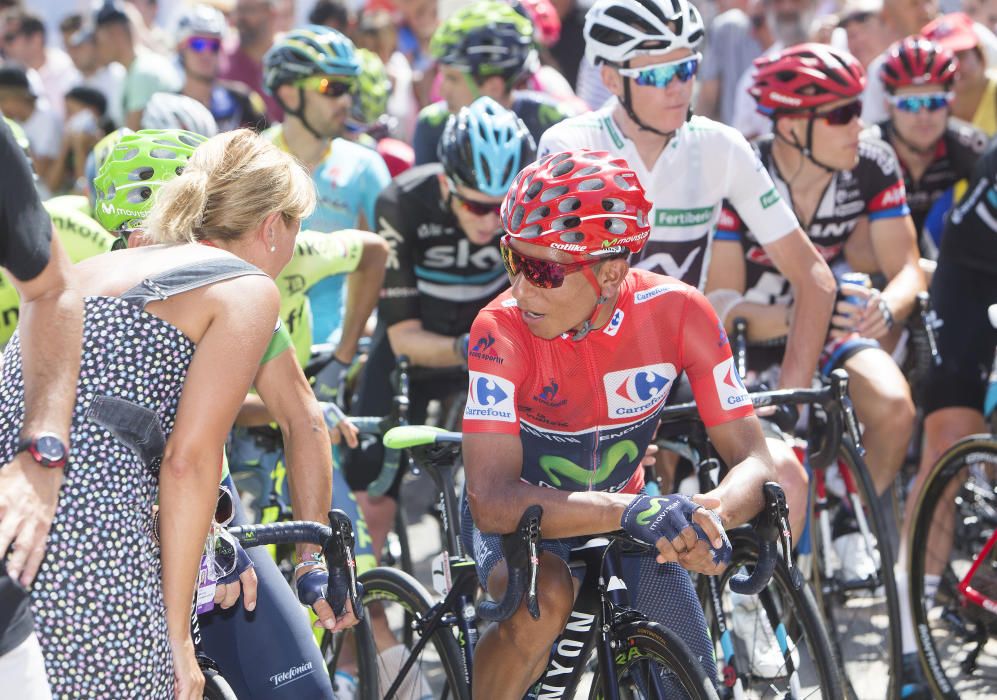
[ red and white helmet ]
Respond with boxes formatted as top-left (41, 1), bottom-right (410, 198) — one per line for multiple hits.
top-left (501, 150), bottom-right (651, 257)
top-left (880, 36), bottom-right (957, 93)
top-left (750, 43), bottom-right (866, 116)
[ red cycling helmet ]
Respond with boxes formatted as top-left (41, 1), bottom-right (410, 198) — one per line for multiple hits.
top-left (512, 0), bottom-right (561, 47)
top-left (880, 36), bottom-right (957, 93)
top-left (750, 43), bottom-right (867, 116)
top-left (376, 137), bottom-right (415, 177)
top-left (501, 150), bottom-right (651, 257)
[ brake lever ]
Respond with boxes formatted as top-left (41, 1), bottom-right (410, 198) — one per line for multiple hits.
top-left (829, 369), bottom-right (866, 457)
top-left (326, 509), bottom-right (364, 622)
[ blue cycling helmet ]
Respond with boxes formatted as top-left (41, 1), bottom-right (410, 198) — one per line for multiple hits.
top-left (438, 96), bottom-right (536, 198)
top-left (263, 25), bottom-right (360, 94)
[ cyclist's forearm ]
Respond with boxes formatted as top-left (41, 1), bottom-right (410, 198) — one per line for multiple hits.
top-left (158, 451), bottom-right (219, 644)
top-left (281, 403), bottom-right (333, 561)
top-left (881, 261), bottom-right (924, 323)
top-left (723, 301), bottom-right (790, 341)
top-left (387, 323), bottom-right (464, 367)
top-left (781, 268), bottom-right (835, 389)
top-left (234, 394), bottom-right (273, 426)
top-left (702, 455), bottom-right (772, 528)
top-left (335, 242), bottom-right (388, 362)
top-left (468, 481), bottom-right (631, 539)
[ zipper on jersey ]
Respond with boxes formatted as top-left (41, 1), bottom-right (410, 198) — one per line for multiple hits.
top-left (582, 337), bottom-right (602, 491)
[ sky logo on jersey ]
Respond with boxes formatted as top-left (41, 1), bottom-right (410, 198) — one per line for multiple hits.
top-left (469, 332), bottom-right (503, 364)
top-left (465, 372), bottom-right (516, 422)
top-left (713, 357), bottom-right (750, 410)
top-left (603, 364), bottom-right (677, 418)
top-left (603, 309), bottom-right (625, 336)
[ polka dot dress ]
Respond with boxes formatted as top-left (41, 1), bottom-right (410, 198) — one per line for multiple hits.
top-left (0, 295), bottom-right (195, 699)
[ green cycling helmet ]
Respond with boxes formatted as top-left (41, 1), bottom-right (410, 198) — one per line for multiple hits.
top-left (430, 0), bottom-right (536, 83)
top-left (86, 127), bottom-right (134, 209)
top-left (350, 49), bottom-right (391, 128)
top-left (263, 25), bottom-right (360, 95)
top-left (93, 129), bottom-right (207, 233)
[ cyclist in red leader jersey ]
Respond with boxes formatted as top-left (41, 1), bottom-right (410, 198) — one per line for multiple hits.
top-left (461, 150), bottom-right (779, 699)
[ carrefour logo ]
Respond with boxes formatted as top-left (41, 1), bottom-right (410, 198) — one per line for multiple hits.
top-left (712, 357), bottom-right (750, 410)
top-left (603, 363), bottom-right (677, 418)
top-left (464, 372), bottom-right (516, 423)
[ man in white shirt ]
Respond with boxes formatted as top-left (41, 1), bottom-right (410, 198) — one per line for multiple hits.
top-left (1, 9), bottom-right (80, 121)
top-left (60, 14), bottom-right (126, 128)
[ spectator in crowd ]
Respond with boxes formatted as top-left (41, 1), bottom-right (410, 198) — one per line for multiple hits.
top-left (92, 0), bottom-right (182, 131)
top-left (1, 9), bottom-right (79, 120)
top-left (46, 85), bottom-right (111, 195)
top-left (730, 0), bottom-right (815, 138)
top-left (178, 4), bottom-right (268, 132)
top-left (839, 0), bottom-right (891, 67)
top-left (355, 9), bottom-right (419, 140)
top-left (697, 0), bottom-right (764, 124)
top-left (60, 14), bottom-right (127, 128)
top-left (548, 0), bottom-right (586, 89)
top-left (923, 11), bottom-right (997, 134)
top-left (129, 0), bottom-right (172, 54)
top-left (223, 0), bottom-right (282, 122)
top-left (0, 65), bottom-right (60, 191)
top-left (964, 0), bottom-right (997, 32)
top-left (309, 0), bottom-right (353, 33)
top-left (396, 0), bottom-right (439, 106)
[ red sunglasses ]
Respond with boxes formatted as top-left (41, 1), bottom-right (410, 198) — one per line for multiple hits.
top-left (500, 234), bottom-right (602, 289)
top-left (451, 189), bottom-right (502, 217)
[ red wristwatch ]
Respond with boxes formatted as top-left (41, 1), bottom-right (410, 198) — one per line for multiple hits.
top-left (16, 432), bottom-right (68, 469)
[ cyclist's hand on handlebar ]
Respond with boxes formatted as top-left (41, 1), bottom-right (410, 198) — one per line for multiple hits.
top-left (322, 402), bottom-right (359, 448)
top-left (313, 356), bottom-right (351, 403)
top-left (295, 564), bottom-right (359, 631)
top-left (170, 635), bottom-right (204, 700)
top-left (214, 539), bottom-right (257, 611)
top-left (641, 442), bottom-right (659, 468)
top-left (621, 493), bottom-right (731, 574)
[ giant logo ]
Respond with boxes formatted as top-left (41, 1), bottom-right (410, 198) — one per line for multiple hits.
top-left (464, 372), bottom-right (516, 423)
top-left (713, 357), bottom-right (750, 410)
top-left (603, 364), bottom-right (677, 418)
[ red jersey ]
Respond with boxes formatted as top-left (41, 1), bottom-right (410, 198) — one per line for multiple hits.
top-left (463, 269), bottom-right (755, 494)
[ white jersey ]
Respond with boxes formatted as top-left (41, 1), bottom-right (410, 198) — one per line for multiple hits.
top-left (537, 101), bottom-right (799, 289)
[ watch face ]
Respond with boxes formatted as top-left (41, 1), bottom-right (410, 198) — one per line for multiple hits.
top-left (35, 435), bottom-right (67, 462)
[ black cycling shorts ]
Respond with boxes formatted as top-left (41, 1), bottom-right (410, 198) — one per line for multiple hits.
top-left (922, 260), bottom-right (997, 415)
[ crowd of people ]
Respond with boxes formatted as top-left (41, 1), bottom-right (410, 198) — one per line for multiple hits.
top-left (0, 0), bottom-right (995, 698)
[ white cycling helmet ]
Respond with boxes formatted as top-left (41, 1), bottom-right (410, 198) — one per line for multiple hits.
top-left (583, 0), bottom-right (705, 66)
top-left (141, 92), bottom-right (218, 137)
top-left (176, 4), bottom-right (226, 43)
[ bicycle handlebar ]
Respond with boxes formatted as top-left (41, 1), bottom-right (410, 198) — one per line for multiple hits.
top-left (477, 483), bottom-right (794, 622)
top-left (229, 509), bottom-right (365, 621)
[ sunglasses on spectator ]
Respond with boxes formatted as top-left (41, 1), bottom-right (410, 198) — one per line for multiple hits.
top-left (450, 186), bottom-right (502, 217)
top-left (295, 75), bottom-right (355, 98)
top-left (889, 92), bottom-right (952, 113)
top-left (500, 234), bottom-right (602, 289)
top-left (187, 36), bottom-right (221, 54)
top-left (616, 53), bottom-right (702, 89)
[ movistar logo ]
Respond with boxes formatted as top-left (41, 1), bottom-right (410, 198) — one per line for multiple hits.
top-left (654, 207), bottom-right (713, 227)
top-left (538, 440), bottom-right (638, 487)
top-left (636, 498), bottom-right (664, 526)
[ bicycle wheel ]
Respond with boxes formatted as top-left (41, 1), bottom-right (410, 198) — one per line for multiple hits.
top-left (359, 566), bottom-right (471, 700)
top-left (908, 436), bottom-right (997, 699)
top-left (585, 619), bottom-right (719, 700)
top-left (700, 529), bottom-right (844, 699)
top-left (810, 439), bottom-right (902, 699)
top-left (321, 612), bottom-right (381, 700)
top-left (202, 667), bottom-right (238, 700)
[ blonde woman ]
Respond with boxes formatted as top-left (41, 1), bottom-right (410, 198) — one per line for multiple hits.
top-left (0, 128), bottom-right (314, 699)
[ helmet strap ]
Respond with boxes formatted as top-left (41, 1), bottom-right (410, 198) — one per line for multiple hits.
top-left (277, 87), bottom-right (327, 141)
top-left (774, 113), bottom-right (836, 173)
top-left (570, 266), bottom-right (609, 342)
top-left (620, 69), bottom-right (676, 140)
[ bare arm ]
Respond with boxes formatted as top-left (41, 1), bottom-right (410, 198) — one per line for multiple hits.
top-left (868, 215), bottom-right (924, 325)
top-left (699, 416), bottom-right (778, 528)
top-left (334, 232), bottom-right (388, 364)
top-left (158, 277), bottom-right (279, 651)
top-left (764, 230), bottom-right (836, 388)
top-left (252, 348), bottom-right (332, 562)
top-left (387, 318), bottom-right (465, 367)
top-left (705, 240), bottom-right (791, 342)
top-left (0, 233), bottom-right (83, 584)
top-left (464, 432), bottom-right (633, 538)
